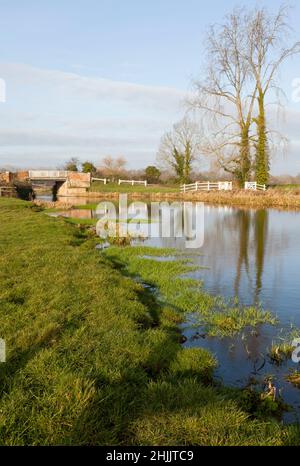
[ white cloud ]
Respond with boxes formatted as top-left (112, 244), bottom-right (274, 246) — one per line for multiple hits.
top-left (0, 63), bottom-right (189, 167)
top-left (0, 63), bottom-right (188, 111)
top-left (0, 62), bottom-right (299, 173)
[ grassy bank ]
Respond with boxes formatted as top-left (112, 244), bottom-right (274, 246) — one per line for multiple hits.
top-left (90, 181), bottom-right (178, 194)
top-left (83, 186), bottom-right (300, 209)
top-left (186, 189), bottom-right (300, 209)
top-left (0, 198), bottom-right (299, 445)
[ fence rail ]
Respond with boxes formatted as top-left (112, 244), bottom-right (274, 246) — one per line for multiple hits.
top-left (118, 179), bottom-right (147, 187)
top-left (92, 177), bottom-right (108, 184)
top-left (180, 181), bottom-right (267, 193)
top-left (28, 170), bottom-right (68, 179)
top-left (244, 182), bottom-right (266, 191)
top-left (180, 181), bottom-right (233, 193)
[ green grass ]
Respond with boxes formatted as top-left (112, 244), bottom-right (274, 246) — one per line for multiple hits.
top-left (286, 371), bottom-right (300, 388)
top-left (270, 184), bottom-right (300, 191)
top-left (268, 327), bottom-right (300, 364)
top-left (62, 217), bottom-right (98, 226)
top-left (71, 203), bottom-right (101, 210)
top-left (0, 198), bottom-right (299, 445)
top-left (89, 181), bottom-right (178, 194)
top-left (103, 246), bottom-right (277, 337)
top-left (268, 342), bottom-right (294, 364)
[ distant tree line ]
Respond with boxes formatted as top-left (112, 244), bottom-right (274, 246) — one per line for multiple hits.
top-left (63, 156), bottom-right (163, 184)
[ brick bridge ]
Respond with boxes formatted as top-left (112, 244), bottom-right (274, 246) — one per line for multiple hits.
top-left (0, 170), bottom-right (92, 197)
top-left (28, 171), bottom-right (92, 196)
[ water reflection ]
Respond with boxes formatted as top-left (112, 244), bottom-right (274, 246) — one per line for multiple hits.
top-left (56, 201), bottom-right (299, 321)
top-left (254, 210), bottom-right (268, 301)
top-left (233, 209), bottom-right (269, 302)
top-left (54, 201), bottom-right (298, 320)
top-left (234, 210), bottom-right (251, 298)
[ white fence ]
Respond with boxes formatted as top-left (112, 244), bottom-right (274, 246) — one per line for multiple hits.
top-left (180, 181), bottom-right (232, 193)
top-left (180, 181), bottom-right (267, 193)
top-left (118, 179), bottom-right (147, 187)
top-left (244, 182), bottom-right (266, 191)
top-left (92, 177), bottom-right (108, 184)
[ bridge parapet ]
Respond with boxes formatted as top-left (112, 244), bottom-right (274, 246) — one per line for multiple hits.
top-left (28, 170), bottom-right (69, 180)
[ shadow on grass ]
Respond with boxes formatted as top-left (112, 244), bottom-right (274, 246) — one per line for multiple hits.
top-left (63, 250), bottom-right (300, 446)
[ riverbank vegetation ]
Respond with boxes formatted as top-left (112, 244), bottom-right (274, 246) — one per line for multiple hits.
top-left (60, 188), bottom-right (300, 210)
top-left (1, 198), bottom-right (299, 445)
top-left (102, 245), bottom-right (277, 338)
top-left (268, 327), bottom-right (300, 365)
top-left (186, 189), bottom-right (300, 209)
top-left (286, 371), bottom-right (300, 388)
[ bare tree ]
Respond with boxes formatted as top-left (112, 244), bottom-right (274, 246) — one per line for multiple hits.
top-left (99, 156), bottom-right (127, 181)
top-left (191, 9), bottom-right (257, 185)
top-left (191, 4), bottom-right (300, 186)
top-left (157, 117), bottom-right (202, 183)
top-left (246, 4), bottom-right (300, 184)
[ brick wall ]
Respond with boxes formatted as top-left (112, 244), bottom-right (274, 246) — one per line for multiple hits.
top-left (67, 172), bottom-right (91, 188)
top-left (15, 171), bottom-right (29, 181)
top-left (0, 171), bottom-right (13, 184)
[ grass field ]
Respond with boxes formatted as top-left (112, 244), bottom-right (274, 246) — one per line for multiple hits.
top-left (89, 181), bottom-right (178, 194)
top-left (0, 198), bottom-right (299, 445)
top-left (270, 184), bottom-right (300, 191)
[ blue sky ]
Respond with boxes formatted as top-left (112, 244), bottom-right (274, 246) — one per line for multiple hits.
top-left (0, 0), bottom-right (299, 174)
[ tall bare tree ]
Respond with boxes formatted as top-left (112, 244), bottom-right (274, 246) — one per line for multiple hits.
top-left (191, 9), bottom-right (257, 185)
top-left (246, 5), bottom-right (300, 184)
top-left (157, 117), bottom-right (202, 183)
top-left (191, 4), bottom-right (300, 186)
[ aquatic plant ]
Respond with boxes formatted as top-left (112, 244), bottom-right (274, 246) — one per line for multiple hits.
top-left (268, 327), bottom-right (300, 365)
top-left (103, 245), bottom-right (277, 338)
top-left (286, 371), bottom-right (300, 388)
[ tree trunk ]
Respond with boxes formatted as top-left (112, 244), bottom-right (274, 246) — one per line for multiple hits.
top-left (255, 90), bottom-right (269, 185)
top-left (184, 142), bottom-right (192, 184)
top-left (240, 125), bottom-right (251, 185)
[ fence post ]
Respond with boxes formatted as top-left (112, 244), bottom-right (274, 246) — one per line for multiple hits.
top-left (195, 181), bottom-right (198, 191)
top-left (132, 180), bottom-right (134, 186)
top-left (207, 181), bottom-right (210, 191)
top-left (118, 179), bottom-right (121, 185)
top-left (144, 180), bottom-right (147, 187)
top-left (183, 184), bottom-right (186, 193)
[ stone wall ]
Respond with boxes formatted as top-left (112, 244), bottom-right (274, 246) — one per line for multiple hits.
top-left (57, 172), bottom-right (91, 196)
top-left (0, 171), bottom-right (13, 184)
top-left (15, 171), bottom-right (29, 181)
